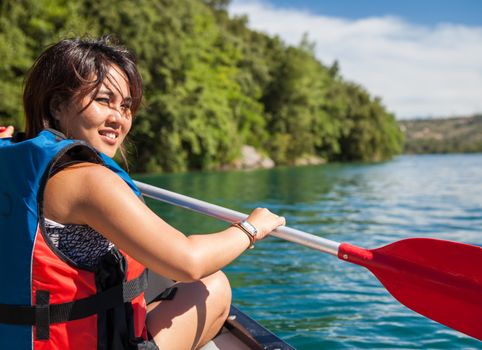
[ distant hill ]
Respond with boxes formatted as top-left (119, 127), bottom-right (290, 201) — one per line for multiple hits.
top-left (399, 115), bottom-right (482, 154)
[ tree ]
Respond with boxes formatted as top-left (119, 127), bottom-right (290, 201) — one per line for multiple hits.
top-left (0, 0), bottom-right (403, 172)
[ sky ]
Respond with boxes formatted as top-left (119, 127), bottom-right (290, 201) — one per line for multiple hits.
top-left (228, 0), bottom-right (482, 119)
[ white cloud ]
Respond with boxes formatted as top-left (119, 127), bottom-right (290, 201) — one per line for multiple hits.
top-left (229, 0), bottom-right (482, 119)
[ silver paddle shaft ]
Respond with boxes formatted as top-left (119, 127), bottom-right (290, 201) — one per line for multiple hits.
top-left (134, 180), bottom-right (341, 256)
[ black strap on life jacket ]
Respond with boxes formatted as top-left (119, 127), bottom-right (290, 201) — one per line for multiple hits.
top-left (0, 269), bottom-right (148, 339)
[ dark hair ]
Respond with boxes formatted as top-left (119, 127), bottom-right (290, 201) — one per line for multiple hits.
top-left (23, 36), bottom-right (142, 139)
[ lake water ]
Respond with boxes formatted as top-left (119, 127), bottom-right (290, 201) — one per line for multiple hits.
top-left (135, 154), bottom-right (482, 349)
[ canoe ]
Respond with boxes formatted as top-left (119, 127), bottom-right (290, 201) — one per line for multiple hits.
top-left (146, 272), bottom-right (295, 350)
top-left (201, 305), bottom-right (294, 350)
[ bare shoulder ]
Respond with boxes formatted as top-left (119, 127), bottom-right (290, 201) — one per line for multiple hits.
top-left (48, 162), bottom-right (127, 195)
top-left (44, 162), bottom-right (134, 224)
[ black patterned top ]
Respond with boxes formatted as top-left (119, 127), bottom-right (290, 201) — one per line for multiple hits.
top-left (44, 218), bottom-right (114, 269)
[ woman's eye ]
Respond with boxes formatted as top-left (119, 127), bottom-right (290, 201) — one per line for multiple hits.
top-left (121, 103), bottom-right (132, 110)
top-left (96, 97), bottom-right (110, 104)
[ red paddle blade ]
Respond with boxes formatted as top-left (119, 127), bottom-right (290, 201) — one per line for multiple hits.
top-left (338, 238), bottom-right (482, 341)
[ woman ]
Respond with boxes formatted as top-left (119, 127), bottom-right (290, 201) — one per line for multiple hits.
top-left (0, 37), bottom-right (285, 349)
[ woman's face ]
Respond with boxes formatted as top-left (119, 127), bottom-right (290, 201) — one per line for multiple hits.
top-left (56, 65), bottom-right (133, 157)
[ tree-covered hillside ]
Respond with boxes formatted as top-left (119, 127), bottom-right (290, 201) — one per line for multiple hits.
top-left (400, 115), bottom-right (482, 154)
top-left (0, 0), bottom-right (403, 172)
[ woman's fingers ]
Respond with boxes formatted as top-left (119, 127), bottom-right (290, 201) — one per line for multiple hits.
top-left (246, 208), bottom-right (286, 240)
top-left (0, 126), bottom-right (14, 138)
top-left (278, 215), bottom-right (286, 227)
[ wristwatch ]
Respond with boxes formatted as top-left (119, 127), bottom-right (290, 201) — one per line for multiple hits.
top-left (233, 220), bottom-right (258, 249)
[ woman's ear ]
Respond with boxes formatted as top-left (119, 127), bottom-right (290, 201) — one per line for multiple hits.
top-left (49, 96), bottom-right (63, 120)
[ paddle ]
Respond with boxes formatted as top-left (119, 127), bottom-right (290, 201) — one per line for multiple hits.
top-left (134, 180), bottom-right (482, 341)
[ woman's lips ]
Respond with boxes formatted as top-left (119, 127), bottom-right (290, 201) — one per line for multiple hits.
top-left (99, 131), bottom-right (118, 145)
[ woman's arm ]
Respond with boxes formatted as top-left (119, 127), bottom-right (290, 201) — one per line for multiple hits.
top-left (44, 163), bottom-right (284, 281)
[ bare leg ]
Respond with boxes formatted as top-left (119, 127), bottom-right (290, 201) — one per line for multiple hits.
top-left (147, 271), bottom-right (232, 350)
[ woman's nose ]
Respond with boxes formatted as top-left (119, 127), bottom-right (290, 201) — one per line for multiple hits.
top-left (107, 105), bottom-right (123, 122)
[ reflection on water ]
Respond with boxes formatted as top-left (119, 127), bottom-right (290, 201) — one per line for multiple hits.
top-left (135, 154), bottom-right (482, 349)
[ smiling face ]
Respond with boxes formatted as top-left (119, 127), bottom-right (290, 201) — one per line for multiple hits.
top-left (55, 65), bottom-right (133, 157)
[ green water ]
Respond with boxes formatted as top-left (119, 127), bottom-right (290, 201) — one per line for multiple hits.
top-left (135, 154), bottom-right (482, 349)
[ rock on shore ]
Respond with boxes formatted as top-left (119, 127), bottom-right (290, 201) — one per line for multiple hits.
top-left (232, 145), bottom-right (275, 170)
top-left (223, 145), bottom-right (326, 170)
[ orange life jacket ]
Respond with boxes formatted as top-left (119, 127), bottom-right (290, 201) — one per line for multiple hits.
top-left (0, 130), bottom-right (152, 349)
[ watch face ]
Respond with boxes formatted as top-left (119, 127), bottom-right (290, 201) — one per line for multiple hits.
top-left (241, 220), bottom-right (257, 235)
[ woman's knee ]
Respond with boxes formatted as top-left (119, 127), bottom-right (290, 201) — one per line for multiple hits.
top-left (145, 271), bottom-right (232, 349)
top-left (203, 271), bottom-right (232, 315)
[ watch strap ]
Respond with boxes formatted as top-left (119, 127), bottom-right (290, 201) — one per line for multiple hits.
top-left (232, 221), bottom-right (256, 249)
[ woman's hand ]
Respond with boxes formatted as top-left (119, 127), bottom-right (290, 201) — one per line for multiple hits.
top-left (0, 126), bottom-right (14, 138)
top-left (245, 208), bottom-right (286, 241)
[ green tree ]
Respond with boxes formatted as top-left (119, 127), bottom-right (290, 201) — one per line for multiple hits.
top-left (0, 0), bottom-right (403, 172)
